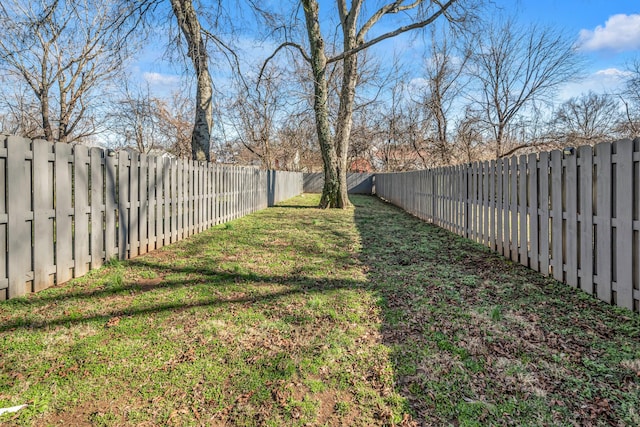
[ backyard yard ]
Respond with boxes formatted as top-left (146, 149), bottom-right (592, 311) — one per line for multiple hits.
top-left (0, 194), bottom-right (639, 426)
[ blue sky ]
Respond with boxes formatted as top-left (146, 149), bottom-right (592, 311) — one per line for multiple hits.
top-left (492, 0), bottom-right (639, 98)
top-left (132, 1), bottom-right (640, 101)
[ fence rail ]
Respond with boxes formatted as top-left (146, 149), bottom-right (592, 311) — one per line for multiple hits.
top-left (376, 139), bottom-right (640, 313)
top-left (0, 135), bottom-right (303, 300)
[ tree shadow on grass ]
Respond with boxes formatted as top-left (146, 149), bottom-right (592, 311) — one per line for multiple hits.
top-left (0, 207), bottom-right (363, 333)
top-left (351, 194), bottom-right (640, 426)
top-left (0, 270), bottom-right (360, 333)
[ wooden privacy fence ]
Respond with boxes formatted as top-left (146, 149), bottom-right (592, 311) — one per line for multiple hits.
top-left (0, 135), bottom-right (303, 300)
top-left (376, 139), bottom-right (640, 313)
top-left (303, 173), bottom-right (375, 194)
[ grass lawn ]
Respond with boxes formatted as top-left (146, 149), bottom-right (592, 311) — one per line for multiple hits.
top-left (0, 194), bottom-right (639, 426)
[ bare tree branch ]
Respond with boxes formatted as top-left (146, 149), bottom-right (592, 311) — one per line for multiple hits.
top-left (258, 41), bottom-right (311, 88)
top-left (328, 0), bottom-right (456, 64)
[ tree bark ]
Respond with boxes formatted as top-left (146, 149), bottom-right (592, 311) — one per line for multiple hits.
top-left (302, 0), bottom-right (343, 208)
top-left (333, 4), bottom-right (359, 208)
top-left (170, 0), bottom-right (213, 161)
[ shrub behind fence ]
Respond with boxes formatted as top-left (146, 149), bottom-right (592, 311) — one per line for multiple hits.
top-left (376, 139), bottom-right (640, 313)
top-left (0, 135), bottom-right (303, 300)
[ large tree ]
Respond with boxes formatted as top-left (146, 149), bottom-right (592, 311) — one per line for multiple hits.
top-left (552, 91), bottom-right (621, 146)
top-left (620, 58), bottom-right (640, 137)
top-left (296, 0), bottom-right (469, 208)
top-left (168, 0), bottom-right (214, 161)
top-left (0, 0), bottom-right (139, 143)
top-left (467, 19), bottom-right (582, 158)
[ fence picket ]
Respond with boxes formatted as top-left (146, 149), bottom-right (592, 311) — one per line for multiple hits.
top-left (129, 153), bottom-right (140, 257)
top-left (502, 159), bottom-right (510, 258)
top-left (7, 137), bottom-right (31, 297)
top-left (148, 156), bottom-right (157, 251)
top-left (528, 153), bottom-right (539, 273)
top-left (117, 151), bottom-right (129, 260)
top-left (105, 152), bottom-right (117, 260)
top-left (164, 158), bottom-right (172, 245)
top-left (615, 140), bottom-right (634, 309)
top-left (176, 160), bottom-right (183, 241)
top-left (578, 146), bottom-right (594, 294)
top-left (56, 142), bottom-right (74, 282)
top-left (566, 152), bottom-right (578, 287)
top-left (0, 138), bottom-right (6, 300)
top-left (519, 155), bottom-right (528, 267)
top-left (539, 153), bottom-right (550, 276)
top-left (34, 140), bottom-right (55, 291)
top-left (90, 148), bottom-right (104, 269)
top-left (74, 145), bottom-right (91, 277)
top-left (551, 150), bottom-right (563, 282)
top-left (510, 157), bottom-right (519, 262)
top-left (139, 154), bottom-right (148, 255)
top-left (595, 142), bottom-right (612, 303)
top-left (489, 161), bottom-right (495, 250)
top-left (496, 159), bottom-right (503, 255)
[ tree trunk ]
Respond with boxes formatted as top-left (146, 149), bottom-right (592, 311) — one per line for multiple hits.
top-left (170, 0), bottom-right (212, 161)
top-left (333, 13), bottom-right (359, 209)
top-left (496, 124), bottom-right (504, 158)
top-left (40, 92), bottom-right (54, 142)
top-left (302, 0), bottom-right (343, 208)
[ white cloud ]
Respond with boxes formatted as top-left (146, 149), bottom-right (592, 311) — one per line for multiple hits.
top-left (578, 14), bottom-right (640, 52)
top-left (142, 72), bottom-right (180, 86)
top-left (558, 67), bottom-right (630, 100)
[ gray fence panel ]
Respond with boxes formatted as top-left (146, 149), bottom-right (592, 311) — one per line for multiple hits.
top-left (303, 173), bottom-right (373, 194)
top-left (374, 138), bottom-right (639, 313)
top-left (0, 136), bottom-right (303, 300)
